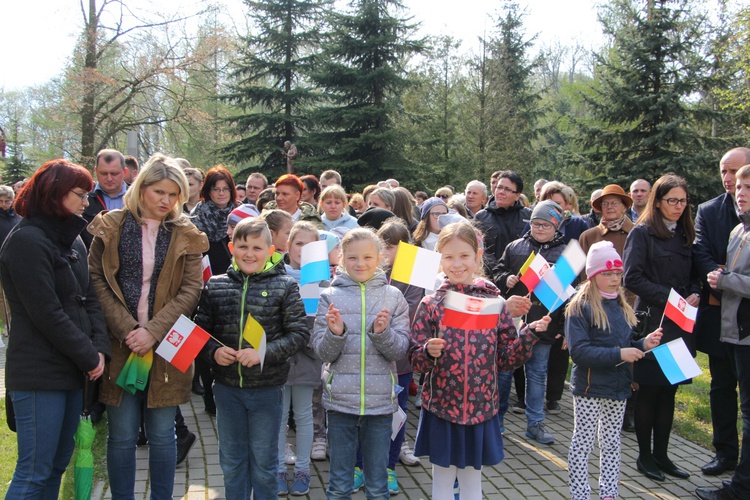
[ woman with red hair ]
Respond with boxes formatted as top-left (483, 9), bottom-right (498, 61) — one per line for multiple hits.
top-left (1, 159), bottom-right (110, 498)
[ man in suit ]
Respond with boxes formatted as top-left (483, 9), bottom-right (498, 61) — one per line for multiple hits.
top-left (693, 147), bottom-right (750, 477)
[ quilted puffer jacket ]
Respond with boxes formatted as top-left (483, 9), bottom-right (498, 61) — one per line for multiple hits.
top-left (312, 269), bottom-right (411, 416)
top-left (409, 278), bottom-right (537, 426)
top-left (196, 253), bottom-right (309, 388)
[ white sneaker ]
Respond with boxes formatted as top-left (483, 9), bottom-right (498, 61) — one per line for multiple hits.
top-left (285, 442), bottom-right (297, 465)
top-left (399, 441), bottom-right (420, 466)
top-left (310, 438), bottom-right (327, 461)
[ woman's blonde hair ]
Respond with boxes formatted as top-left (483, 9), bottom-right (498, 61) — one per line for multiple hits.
top-left (566, 278), bottom-right (637, 331)
top-left (123, 153), bottom-right (189, 224)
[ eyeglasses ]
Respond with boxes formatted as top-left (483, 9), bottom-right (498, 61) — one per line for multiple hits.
top-left (211, 187), bottom-right (231, 194)
top-left (496, 186), bottom-right (518, 195)
top-left (429, 211), bottom-right (448, 219)
top-left (600, 271), bottom-right (623, 278)
top-left (437, 194), bottom-right (449, 199)
top-left (530, 221), bottom-right (554, 230)
top-left (662, 198), bottom-right (688, 206)
top-left (0, 198), bottom-right (13, 206)
top-left (69, 190), bottom-right (89, 202)
top-left (600, 201), bottom-right (622, 208)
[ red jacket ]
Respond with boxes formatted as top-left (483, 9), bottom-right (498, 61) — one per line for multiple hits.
top-left (409, 278), bottom-right (537, 425)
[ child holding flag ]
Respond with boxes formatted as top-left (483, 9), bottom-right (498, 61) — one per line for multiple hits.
top-left (276, 221), bottom-right (325, 495)
top-left (410, 222), bottom-right (550, 500)
top-left (312, 227), bottom-right (411, 499)
top-left (195, 217), bottom-right (309, 500)
top-left (493, 199), bottom-right (568, 444)
top-left (565, 241), bottom-right (663, 500)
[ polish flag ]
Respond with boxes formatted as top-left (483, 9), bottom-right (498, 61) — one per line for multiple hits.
top-left (201, 255), bottom-right (212, 283)
top-left (664, 288), bottom-right (697, 333)
top-left (442, 291), bottom-right (506, 330)
top-left (156, 315), bottom-right (211, 373)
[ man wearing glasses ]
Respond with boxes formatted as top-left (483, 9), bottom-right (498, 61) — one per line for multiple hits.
top-left (474, 170), bottom-right (531, 272)
top-left (81, 149), bottom-right (128, 248)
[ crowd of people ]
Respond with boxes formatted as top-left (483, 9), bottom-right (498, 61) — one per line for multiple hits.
top-left (1, 146), bottom-right (749, 500)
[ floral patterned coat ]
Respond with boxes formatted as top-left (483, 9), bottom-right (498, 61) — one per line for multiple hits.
top-left (409, 278), bottom-right (537, 426)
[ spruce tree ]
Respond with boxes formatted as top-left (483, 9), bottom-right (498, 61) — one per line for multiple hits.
top-left (222, 0), bottom-right (329, 177)
top-left (307, 0), bottom-right (423, 189)
top-left (579, 0), bottom-right (722, 194)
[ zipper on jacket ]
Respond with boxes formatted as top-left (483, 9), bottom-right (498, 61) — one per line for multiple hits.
top-left (238, 275), bottom-right (250, 388)
top-left (360, 282), bottom-right (366, 415)
top-left (463, 328), bottom-right (469, 423)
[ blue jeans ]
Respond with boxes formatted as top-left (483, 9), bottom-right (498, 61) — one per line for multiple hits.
top-left (498, 371), bottom-right (513, 423)
top-left (524, 342), bottom-right (552, 426)
top-left (6, 389), bottom-right (82, 500)
top-left (327, 411), bottom-right (392, 500)
top-left (214, 382), bottom-right (283, 500)
top-left (107, 392), bottom-right (177, 500)
top-left (388, 373), bottom-right (412, 469)
top-left (278, 384), bottom-right (314, 473)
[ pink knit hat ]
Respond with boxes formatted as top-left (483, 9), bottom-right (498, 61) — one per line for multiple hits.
top-left (586, 241), bottom-right (623, 278)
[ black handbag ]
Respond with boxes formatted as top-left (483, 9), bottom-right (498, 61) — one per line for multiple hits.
top-left (633, 306), bottom-right (651, 339)
top-left (5, 390), bottom-right (15, 432)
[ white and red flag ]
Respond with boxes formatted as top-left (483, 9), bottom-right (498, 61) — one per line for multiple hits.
top-left (201, 255), bottom-right (212, 284)
top-left (156, 315), bottom-right (211, 373)
top-left (664, 288), bottom-right (697, 333)
top-left (442, 291), bottom-right (506, 330)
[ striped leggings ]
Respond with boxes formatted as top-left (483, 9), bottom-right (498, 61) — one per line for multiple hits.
top-left (568, 396), bottom-right (626, 500)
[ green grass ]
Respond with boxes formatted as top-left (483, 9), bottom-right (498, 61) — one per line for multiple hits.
top-left (672, 351), bottom-right (739, 450)
top-left (0, 399), bottom-right (108, 499)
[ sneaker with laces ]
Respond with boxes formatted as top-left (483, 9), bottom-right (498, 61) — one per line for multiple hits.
top-left (546, 400), bottom-right (561, 414)
top-left (289, 470), bottom-right (311, 496)
top-left (311, 438), bottom-right (327, 461)
top-left (387, 468), bottom-right (399, 495)
top-left (526, 421), bottom-right (555, 444)
top-left (398, 441), bottom-right (420, 466)
top-left (285, 442), bottom-right (297, 465)
top-left (353, 467), bottom-right (364, 493)
top-left (512, 401), bottom-right (526, 413)
top-left (277, 471), bottom-right (289, 496)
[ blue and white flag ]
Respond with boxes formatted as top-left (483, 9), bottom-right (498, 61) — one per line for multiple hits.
top-left (652, 338), bottom-right (702, 385)
top-left (300, 240), bottom-right (330, 285)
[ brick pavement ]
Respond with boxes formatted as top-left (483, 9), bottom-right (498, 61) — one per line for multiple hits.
top-left (0, 343), bottom-right (731, 499)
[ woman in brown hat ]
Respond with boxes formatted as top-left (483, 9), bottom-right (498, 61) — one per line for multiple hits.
top-left (579, 184), bottom-right (634, 260)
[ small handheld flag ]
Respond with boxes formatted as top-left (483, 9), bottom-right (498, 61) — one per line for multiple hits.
top-left (663, 288), bottom-right (697, 333)
top-left (243, 313), bottom-right (267, 371)
top-left (442, 291), bottom-right (505, 330)
top-left (156, 315), bottom-right (211, 373)
top-left (300, 240), bottom-right (330, 285)
top-left (533, 240), bottom-right (586, 313)
top-left (300, 283), bottom-right (322, 316)
top-left (391, 241), bottom-right (442, 291)
top-left (518, 251), bottom-right (536, 276)
top-left (519, 252), bottom-right (549, 291)
top-left (652, 338), bottom-right (702, 384)
top-left (201, 255), bottom-right (212, 284)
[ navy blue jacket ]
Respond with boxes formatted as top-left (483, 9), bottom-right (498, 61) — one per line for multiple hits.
top-left (693, 193), bottom-right (739, 357)
top-left (566, 299), bottom-right (645, 400)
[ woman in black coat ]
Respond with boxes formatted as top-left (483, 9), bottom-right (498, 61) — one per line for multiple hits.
top-left (0, 159), bottom-right (109, 498)
top-left (623, 174), bottom-right (700, 482)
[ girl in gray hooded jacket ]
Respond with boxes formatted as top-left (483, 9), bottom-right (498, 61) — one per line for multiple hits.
top-left (312, 227), bottom-right (410, 500)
